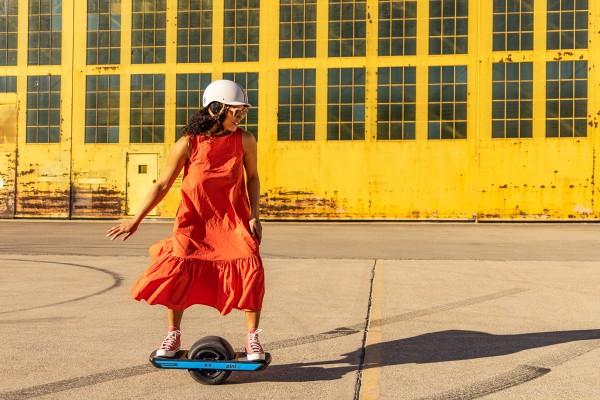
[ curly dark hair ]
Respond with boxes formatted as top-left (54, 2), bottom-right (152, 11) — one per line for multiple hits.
top-left (181, 101), bottom-right (231, 136)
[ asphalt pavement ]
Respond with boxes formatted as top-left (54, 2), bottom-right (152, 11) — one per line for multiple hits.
top-left (0, 220), bottom-right (599, 400)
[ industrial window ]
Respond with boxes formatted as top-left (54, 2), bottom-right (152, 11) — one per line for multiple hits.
top-left (377, 67), bottom-right (416, 140)
top-left (491, 62), bottom-right (533, 138)
top-left (223, 0), bottom-right (260, 62)
top-left (0, 0), bottom-right (17, 66)
top-left (328, 0), bottom-right (366, 57)
top-left (547, 0), bottom-right (588, 50)
top-left (428, 65), bottom-right (467, 139)
top-left (85, 75), bottom-right (120, 143)
top-left (87, 0), bottom-right (121, 65)
top-left (26, 75), bottom-right (61, 143)
top-left (177, 0), bottom-right (212, 63)
top-left (0, 76), bottom-right (16, 92)
top-left (130, 74), bottom-right (165, 143)
top-left (131, 0), bottom-right (166, 64)
top-left (492, 0), bottom-right (533, 51)
top-left (175, 73), bottom-right (211, 139)
top-left (546, 61), bottom-right (587, 138)
top-left (279, 0), bottom-right (317, 58)
top-left (277, 69), bottom-right (316, 141)
top-left (429, 0), bottom-right (468, 55)
top-left (223, 72), bottom-right (259, 138)
top-left (327, 68), bottom-right (366, 140)
top-left (28, 0), bottom-right (62, 65)
top-left (378, 0), bottom-right (417, 56)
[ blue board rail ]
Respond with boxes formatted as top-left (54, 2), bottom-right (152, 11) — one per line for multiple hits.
top-left (150, 351), bottom-right (271, 371)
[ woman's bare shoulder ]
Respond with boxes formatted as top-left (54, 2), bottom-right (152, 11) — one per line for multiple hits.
top-left (240, 129), bottom-right (256, 142)
top-left (173, 134), bottom-right (193, 157)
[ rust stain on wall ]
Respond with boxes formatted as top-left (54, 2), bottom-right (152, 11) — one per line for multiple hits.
top-left (553, 51), bottom-right (574, 61)
top-left (260, 188), bottom-right (344, 219)
top-left (17, 189), bottom-right (70, 216)
top-left (0, 102), bottom-right (17, 217)
top-left (71, 185), bottom-right (125, 217)
top-left (477, 178), bottom-right (597, 220)
top-left (0, 152), bottom-right (16, 217)
top-left (18, 169), bottom-right (35, 176)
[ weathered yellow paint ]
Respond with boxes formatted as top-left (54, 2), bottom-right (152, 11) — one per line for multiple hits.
top-left (15, 144), bottom-right (71, 217)
top-left (4, 0), bottom-right (600, 219)
top-left (0, 96), bottom-right (18, 217)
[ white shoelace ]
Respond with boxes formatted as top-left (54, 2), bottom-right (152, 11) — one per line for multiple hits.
top-left (161, 330), bottom-right (180, 350)
top-left (247, 329), bottom-right (264, 353)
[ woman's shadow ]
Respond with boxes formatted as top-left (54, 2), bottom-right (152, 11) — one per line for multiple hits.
top-left (240, 329), bottom-right (600, 383)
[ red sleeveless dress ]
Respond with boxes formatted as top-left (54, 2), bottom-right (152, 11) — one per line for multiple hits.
top-left (131, 129), bottom-right (264, 315)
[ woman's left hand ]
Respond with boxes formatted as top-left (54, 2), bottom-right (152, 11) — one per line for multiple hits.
top-left (249, 218), bottom-right (262, 244)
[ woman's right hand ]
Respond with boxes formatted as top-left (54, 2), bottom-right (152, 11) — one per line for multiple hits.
top-left (106, 219), bottom-right (139, 241)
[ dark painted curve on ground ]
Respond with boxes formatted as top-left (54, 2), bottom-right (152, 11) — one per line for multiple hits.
top-left (0, 258), bottom-right (123, 315)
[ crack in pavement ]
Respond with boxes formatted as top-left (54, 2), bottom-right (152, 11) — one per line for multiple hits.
top-left (354, 259), bottom-right (378, 400)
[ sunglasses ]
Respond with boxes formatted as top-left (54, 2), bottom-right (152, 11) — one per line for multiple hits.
top-left (229, 107), bottom-right (248, 119)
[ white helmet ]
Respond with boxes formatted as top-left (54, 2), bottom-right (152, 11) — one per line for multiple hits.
top-left (202, 80), bottom-right (251, 107)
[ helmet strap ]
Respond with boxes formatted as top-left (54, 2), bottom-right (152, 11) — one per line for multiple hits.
top-left (205, 103), bottom-right (230, 137)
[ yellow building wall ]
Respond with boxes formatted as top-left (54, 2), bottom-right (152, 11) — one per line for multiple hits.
top-left (9, 1), bottom-right (73, 217)
top-left (257, 0), bottom-right (600, 220)
top-left (2, 0), bottom-right (600, 220)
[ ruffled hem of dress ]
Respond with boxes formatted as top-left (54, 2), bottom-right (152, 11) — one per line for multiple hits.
top-left (131, 239), bottom-right (264, 315)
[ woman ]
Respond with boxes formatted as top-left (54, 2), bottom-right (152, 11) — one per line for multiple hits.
top-left (107, 80), bottom-right (265, 361)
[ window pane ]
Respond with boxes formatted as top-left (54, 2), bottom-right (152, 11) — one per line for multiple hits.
top-left (223, 0), bottom-right (260, 62)
top-left (131, 0), bottom-right (166, 64)
top-left (547, 3), bottom-right (588, 50)
top-left (546, 61), bottom-right (587, 138)
top-left (428, 65), bottom-right (468, 139)
top-left (29, 0), bottom-right (61, 65)
top-left (277, 70), bottom-right (316, 140)
top-left (130, 74), bottom-right (165, 142)
top-left (493, 0), bottom-right (535, 51)
top-left (430, 0), bottom-right (468, 55)
top-left (87, 0), bottom-right (121, 65)
top-left (377, 67), bottom-right (417, 140)
top-left (327, 68), bottom-right (365, 140)
top-left (27, 75), bottom-right (61, 142)
top-left (329, 0), bottom-right (366, 57)
top-left (0, 0), bottom-right (18, 65)
top-left (378, 1), bottom-right (417, 56)
top-left (279, 0), bottom-right (316, 58)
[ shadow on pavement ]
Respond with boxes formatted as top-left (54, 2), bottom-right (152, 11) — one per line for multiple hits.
top-left (252, 329), bottom-right (600, 383)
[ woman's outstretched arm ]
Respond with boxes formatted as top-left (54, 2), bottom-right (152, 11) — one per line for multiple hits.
top-left (106, 136), bottom-right (192, 241)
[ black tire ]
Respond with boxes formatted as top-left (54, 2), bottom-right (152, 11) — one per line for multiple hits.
top-left (187, 336), bottom-right (235, 385)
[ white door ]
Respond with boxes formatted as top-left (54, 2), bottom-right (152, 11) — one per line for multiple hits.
top-left (126, 153), bottom-right (158, 216)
